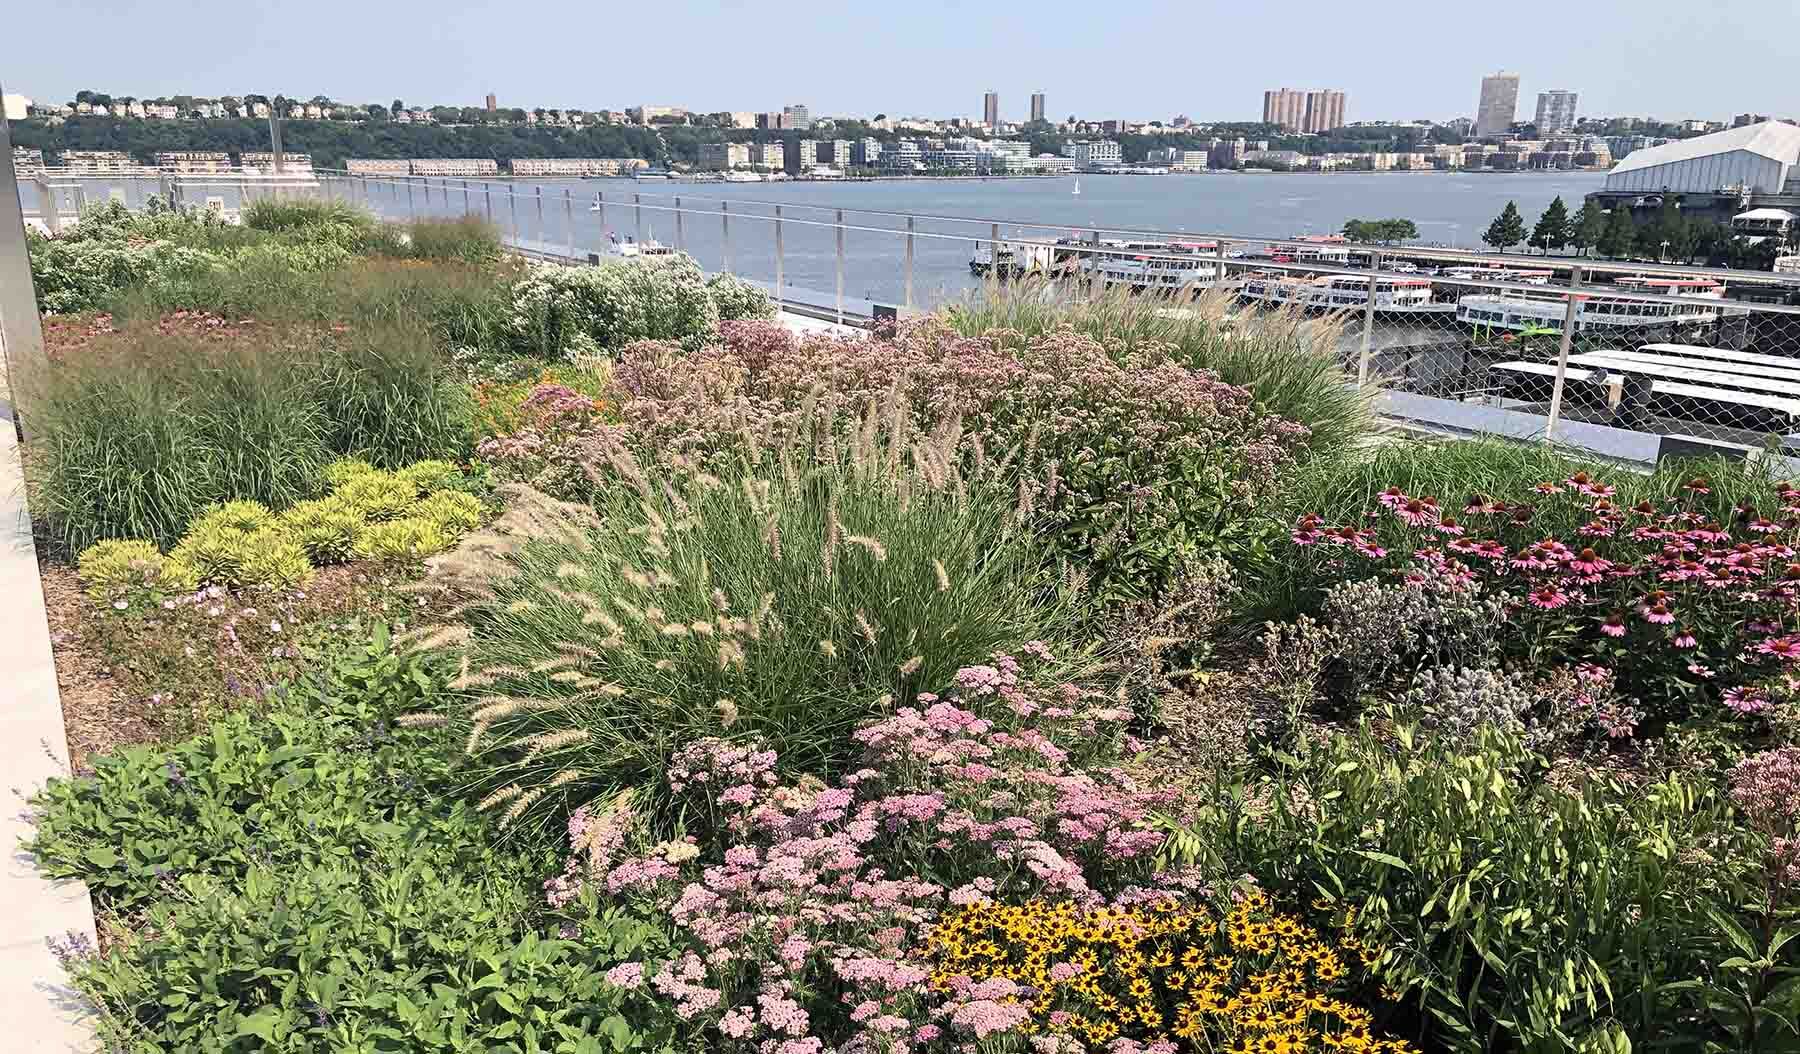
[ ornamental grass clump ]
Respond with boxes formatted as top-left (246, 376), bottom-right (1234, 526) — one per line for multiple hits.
top-left (438, 432), bottom-right (1080, 830)
top-left (600, 318), bottom-right (1310, 604)
top-left (504, 254), bottom-right (718, 360)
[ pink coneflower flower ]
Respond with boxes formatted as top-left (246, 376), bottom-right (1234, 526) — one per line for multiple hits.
top-left (1533, 481), bottom-right (1563, 496)
top-left (1322, 525), bottom-right (1357, 547)
top-left (1758, 637), bottom-right (1800, 661)
top-left (1672, 627), bottom-right (1698, 649)
top-left (1749, 518), bottom-right (1781, 534)
top-left (1688, 522), bottom-right (1731, 543)
top-left (1641, 603), bottom-right (1676, 625)
top-left (1353, 531), bottom-right (1387, 559)
top-left (1464, 494), bottom-right (1499, 515)
top-left (1599, 612), bottom-right (1628, 638)
top-left (1376, 486), bottom-right (1409, 509)
top-left (1687, 662), bottom-right (1716, 679)
top-left (1433, 515), bottom-right (1464, 537)
top-left (1448, 536), bottom-right (1481, 554)
top-left (1724, 686), bottom-right (1772, 714)
top-left (1568, 548), bottom-right (1612, 575)
top-left (1393, 497), bottom-right (1438, 528)
top-left (1473, 539), bottom-right (1508, 561)
top-left (1578, 519), bottom-right (1616, 538)
top-left (1681, 476), bottom-right (1712, 496)
top-left (1528, 587), bottom-right (1569, 610)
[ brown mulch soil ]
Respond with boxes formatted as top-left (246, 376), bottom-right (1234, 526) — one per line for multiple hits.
top-left (40, 562), bottom-right (151, 775)
top-left (41, 558), bottom-right (428, 773)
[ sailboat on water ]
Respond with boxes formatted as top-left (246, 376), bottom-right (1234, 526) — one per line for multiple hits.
top-left (1072, 177), bottom-right (1081, 196)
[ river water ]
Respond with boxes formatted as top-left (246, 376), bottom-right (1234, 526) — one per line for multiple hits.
top-left (31, 168), bottom-right (1606, 311)
top-left (387, 170), bottom-right (1607, 310)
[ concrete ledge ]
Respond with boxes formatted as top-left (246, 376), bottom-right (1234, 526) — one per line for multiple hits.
top-left (0, 419), bottom-right (98, 1052)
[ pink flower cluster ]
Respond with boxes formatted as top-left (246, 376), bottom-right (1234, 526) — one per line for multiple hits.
top-left (1731, 747), bottom-right (1800, 886)
top-left (1291, 474), bottom-right (1800, 721)
top-left (556, 651), bottom-right (1188, 1050)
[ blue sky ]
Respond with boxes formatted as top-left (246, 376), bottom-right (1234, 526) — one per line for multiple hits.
top-left (7, 0), bottom-right (1795, 124)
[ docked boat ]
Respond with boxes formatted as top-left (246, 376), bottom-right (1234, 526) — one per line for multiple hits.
top-left (1239, 272), bottom-right (1444, 312)
top-left (1457, 277), bottom-right (1726, 334)
top-left (1262, 235), bottom-right (1353, 265)
top-left (1091, 241), bottom-right (1222, 294)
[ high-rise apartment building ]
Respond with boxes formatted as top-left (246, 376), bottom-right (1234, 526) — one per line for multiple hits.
top-left (1533, 90), bottom-right (1578, 134)
top-left (983, 90), bottom-right (999, 130)
top-left (485, 93), bottom-right (497, 112)
top-left (1475, 71), bottom-right (1521, 137)
top-left (1262, 88), bottom-right (1345, 133)
top-left (782, 104), bottom-right (811, 131)
top-left (1029, 92), bottom-right (1045, 123)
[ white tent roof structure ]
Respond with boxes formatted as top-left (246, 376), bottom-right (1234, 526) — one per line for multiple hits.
top-left (1735, 207), bottom-right (1798, 221)
top-left (1611, 122), bottom-right (1800, 177)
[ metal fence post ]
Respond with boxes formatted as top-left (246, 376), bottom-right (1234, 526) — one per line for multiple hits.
top-left (508, 187), bottom-right (520, 245)
top-left (720, 201), bottom-right (730, 273)
top-left (990, 222), bottom-right (1000, 286)
top-left (0, 107), bottom-right (49, 402)
top-left (835, 208), bottom-right (846, 325)
top-left (1356, 251), bottom-right (1382, 387)
top-left (774, 205), bottom-right (784, 308)
top-left (1544, 266), bottom-right (1584, 443)
top-left (33, 177), bottom-right (59, 236)
top-left (1086, 230), bottom-right (1101, 299)
top-left (673, 196), bottom-right (684, 253)
top-left (633, 193), bottom-right (642, 244)
top-left (905, 216), bottom-right (915, 311)
top-left (406, 177), bottom-right (416, 220)
top-left (484, 184), bottom-right (493, 224)
top-left (564, 188), bottom-right (575, 259)
top-left (595, 191), bottom-right (605, 248)
top-left (1216, 239), bottom-right (1229, 286)
top-left (534, 185), bottom-right (544, 248)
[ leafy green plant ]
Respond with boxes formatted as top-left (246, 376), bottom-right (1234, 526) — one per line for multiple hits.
top-left (1162, 717), bottom-right (1756, 1052)
top-left (27, 628), bottom-right (678, 1053)
top-left (355, 516), bottom-right (452, 562)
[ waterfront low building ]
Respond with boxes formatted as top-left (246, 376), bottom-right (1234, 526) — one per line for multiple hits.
top-left (408, 158), bottom-right (500, 176)
top-left (697, 143), bottom-right (751, 171)
top-left (60, 150), bottom-right (137, 173)
top-left (509, 157), bottom-right (629, 176)
top-left (346, 158), bottom-right (411, 175)
top-left (239, 152), bottom-right (314, 173)
top-left (156, 151), bottom-right (231, 173)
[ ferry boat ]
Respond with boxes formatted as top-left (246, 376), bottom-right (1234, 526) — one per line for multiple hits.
top-left (970, 238), bottom-right (1080, 278)
top-left (1091, 241), bottom-right (1222, 293)
top-left (1457, 281), bottom-right (1726, 334)
top-left (1239, 272), bottom-right (1442, 312)
top-left (1263, 235), bottom-right (1352, 265)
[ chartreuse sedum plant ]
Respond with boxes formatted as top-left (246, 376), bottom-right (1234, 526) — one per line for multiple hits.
top-left (74, 540), bottom-right (199, 604)
top-left (74, 460), bottom-right (491, 600)
top-left (437, 423), bottom-right (1080, 831)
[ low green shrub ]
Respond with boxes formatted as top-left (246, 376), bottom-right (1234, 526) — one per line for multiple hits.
top-left (1164, 717), bottom-right (1764, 1052)
top-left (449, 448), bottom-right (1083, 829)
top-left (412, 490), bottom-right (485, 533)
top-left (703, 271), bottom-right (776, 322)
top-left (335, 469), bottom-right (425, 522)
top-left (502, 255), bottom-right (717, 360)
top-left (277, 498), bottom-right (365, 563)
top-left (401, 215), bottom-right (504, 263)
top-left (27, 629), bottom-right (676, 1053)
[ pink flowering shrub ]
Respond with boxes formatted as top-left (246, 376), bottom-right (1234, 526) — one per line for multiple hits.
top-left (550, 650), bottom-right (1200, 1052)
top-left (1284, 471), bottom-right (1800, 724)
top-left (597, 319), bottom-right (1311, 603)
top-left (474, 381), bottom-right (607, 497)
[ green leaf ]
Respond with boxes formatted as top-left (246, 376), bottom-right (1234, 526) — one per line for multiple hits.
top-left (83, 846), bottom-right (120, 868)
top-left (1352, 849), bottom-right (1412, 872)
top-left (1708, 907), bottom-right (1761, 960)
top-left (234, 1006), bottom-right (283, 1042)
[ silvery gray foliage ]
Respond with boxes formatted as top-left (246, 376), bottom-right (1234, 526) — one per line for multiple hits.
top-left (1405, 665), bottom-right (1534, 738)
top-left (1322, 575), bottom-right (1507, 696)
top-left (704, 272), bottom-right (777, 323)
top-left (505, 254), bottom-right (719, 360)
